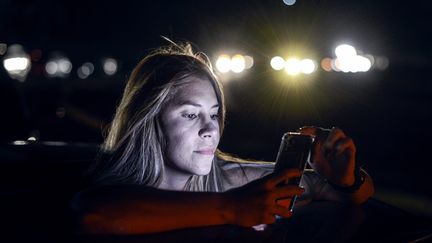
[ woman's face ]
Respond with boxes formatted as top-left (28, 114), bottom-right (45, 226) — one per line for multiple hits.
top-left (160, 76), bottom-right (220, 176)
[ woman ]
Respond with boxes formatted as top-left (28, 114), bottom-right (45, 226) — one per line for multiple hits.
top-left (73, 42), bottom-right (374, 235)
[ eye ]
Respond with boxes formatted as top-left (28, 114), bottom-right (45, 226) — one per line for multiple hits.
top-left (182, 113), bottom-right (198, 120)
top-left (210, 114), bottom-right (219, 120)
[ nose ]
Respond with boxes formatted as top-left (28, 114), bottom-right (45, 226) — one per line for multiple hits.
top-left (198, 120), bottom-right (218, 139)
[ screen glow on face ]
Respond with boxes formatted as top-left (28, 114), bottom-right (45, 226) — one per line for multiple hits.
top-left (160, 77), bottom-right (220, 177)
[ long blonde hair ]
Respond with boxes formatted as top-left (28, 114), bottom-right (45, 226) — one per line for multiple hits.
top-left (91, 43), bottom-right (227, 191)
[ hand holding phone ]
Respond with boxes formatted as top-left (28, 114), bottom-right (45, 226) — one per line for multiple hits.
top-left (274, 132), bottom-right (314, 211)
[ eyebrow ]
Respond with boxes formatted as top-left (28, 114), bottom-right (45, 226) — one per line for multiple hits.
top-left (177, 100), bottom-right (219, 108)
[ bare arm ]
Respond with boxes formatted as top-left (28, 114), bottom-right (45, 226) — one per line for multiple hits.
top-left (72, 169), bottom-right (304, 235)
top-left (73, 185), bottom-right (229, 234)
top-left (226, 164), bottom-right (374, 205)
top-left (300, 168), bottom-right (374, 204)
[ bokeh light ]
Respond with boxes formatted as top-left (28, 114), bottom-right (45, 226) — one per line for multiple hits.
top-left (58, 58), bottom-right (72, 73)
top-left (285, 58), bottom-right (302, 76)
top-left (103, 58), bottom-right (118, 75)
top-left (335, 44), bottom-right (357, 59)
top-left (244, 55), bottom-right (254, 69)
top-left (321, 57), bottom-right (333, 72)
top-left (215, 54), bottom-right (250, 74)
top-left (2, 44), bottom-right (31, 82)
top-left (331, 59), bottom-right (340, 72)
top-left (283, 0), bottom-right (296, 6)
top-left (375, 56), bottom-right (389, 70)
top-left (364, 54), bottom-right (375, 67)
top-left (45, 61), bottom-right (58, 75)
top-left (334, 57), bottom-right (352, 73)
top-left (270, 56), bottom-right (285, 71)
top-left (333, 44), bottom-right (372, 73)
top-left (45, 55), bottom-right (72, 78)
top-left (333, 55), bottom-right (372, 73)
top-left (77, 62), bottom-right (94, 79)
top-left (4, 57), bottom-right (30, 72)
top-left (354, 55), bottom-right (372, 72)
top-left (216, 54), bottom-right (231, 73)
top-left (231, 54), bottom-right (246, 73)
top-left (300, 59), bottom-right (316, 74)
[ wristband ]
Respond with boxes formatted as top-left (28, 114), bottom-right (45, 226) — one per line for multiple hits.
top-left (328, 166), bottom-right (365, 193)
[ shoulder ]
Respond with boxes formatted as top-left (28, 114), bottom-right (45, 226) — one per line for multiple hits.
top-left (217, 157), bottom-right (274, 190)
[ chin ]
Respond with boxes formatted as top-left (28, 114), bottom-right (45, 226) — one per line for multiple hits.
top-left (192, 158), bottom-right (213, 175)
top-left (194, 167), bottom-right (212, 176)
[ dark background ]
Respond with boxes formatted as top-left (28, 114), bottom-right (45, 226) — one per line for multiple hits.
top-left (1, 0), bottom-right (431, 218)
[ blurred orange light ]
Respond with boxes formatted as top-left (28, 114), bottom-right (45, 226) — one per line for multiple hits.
top-left (321, 58), bottom-right (332, 72)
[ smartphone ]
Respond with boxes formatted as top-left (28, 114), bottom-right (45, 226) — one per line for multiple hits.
top-left (274, 132), bottom-right (314, 211)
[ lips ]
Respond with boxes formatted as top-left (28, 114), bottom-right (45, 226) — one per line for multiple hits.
top-left (194, 147), bottom-right (215, 155)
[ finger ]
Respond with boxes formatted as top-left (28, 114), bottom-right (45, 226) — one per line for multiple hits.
top-left (334, 137), bottom-right (356, 156)
top-left (316, 127), bottom-right (332, 140)
top-left (276, 198), bottom-right (292, 208)
top-left (273, 185), bottom-right (305, 199)
top-left (300, 126), bottom-right (331, 139)
top-left (323, 127), bottom-right (346, 153)
top-left (310, 130), bottom-right (330, 163)
top-left (271, 205), bottom-right (293, 218)
top-left (265, 169), bottom-right (301, 189)
top-left (300, 127), bottom-right (328, 162)
top-left (298, 126), bottom-right (318, 136)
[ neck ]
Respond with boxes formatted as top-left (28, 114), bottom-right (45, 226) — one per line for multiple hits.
top-left (158, 166), bottom-right (192, 191)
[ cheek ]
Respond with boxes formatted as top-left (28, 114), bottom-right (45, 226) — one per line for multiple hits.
top-left (166, 127), bottom-right (196, 159)
top-left (171, 137), bottom-right (192, 156)
top-left (165, 118), bottom-right (193, 144)
top-left (214, 124), bottom-right (221, 144)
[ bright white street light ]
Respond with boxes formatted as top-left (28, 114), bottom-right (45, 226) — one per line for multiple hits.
top-left (230, 54), bottom-right (246, 73)
top-left (300, 59), bottom-right (316, 74)
top-left (335, 44), bottom-right (357, 59)
top-left (2, 44), bottom-right (31, 82)
top-left (270, 56), bottom-right (285, 71)
top-left (4, 57), bottom-right (30, 72)
top-left (285, 58), bottom-right (302, 76)
top-left (216, 54), bottom-right (231, 73)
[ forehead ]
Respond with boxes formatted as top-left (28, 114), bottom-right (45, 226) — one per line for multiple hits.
top-left (172, 76), bottom-right (218, 104)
